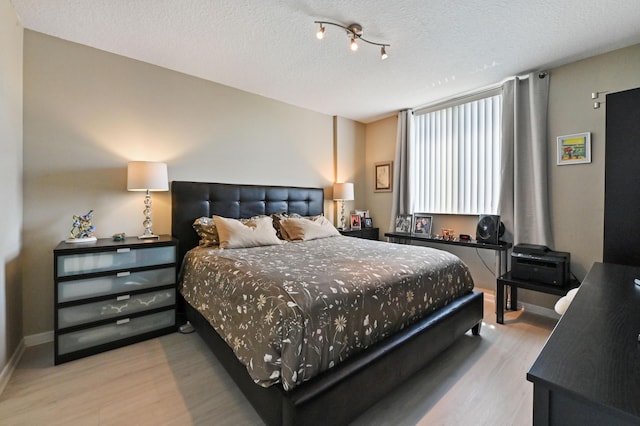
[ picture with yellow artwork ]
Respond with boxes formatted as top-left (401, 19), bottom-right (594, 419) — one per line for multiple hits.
top-left (557, 132), bottom-right (591, 165)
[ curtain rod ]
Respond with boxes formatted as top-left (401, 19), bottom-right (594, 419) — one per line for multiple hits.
top-left (412, 71), bottom-right (545, 114)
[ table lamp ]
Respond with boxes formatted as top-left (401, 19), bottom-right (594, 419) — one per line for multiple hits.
top-left (127, 161), bottom-right (168, 239)
top-left (333, 182), bottom-right (354, 230)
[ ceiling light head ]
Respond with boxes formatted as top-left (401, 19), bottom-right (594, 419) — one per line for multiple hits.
top-left (350, 37), bottom-right (359, 51)
top-left (316, 24), bottom-right (325, 40)
top-left (381, 46), bottom-right (388, 60)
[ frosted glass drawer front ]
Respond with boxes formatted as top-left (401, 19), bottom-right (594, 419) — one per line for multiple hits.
top-left (58, 288), bottom-right (176, 329)
top-left (58, 310), bottom-right (175, 355)
top-left (57, 246), bottom-right (175, 277)
top-left (57, 267), bottom-right (175, 303)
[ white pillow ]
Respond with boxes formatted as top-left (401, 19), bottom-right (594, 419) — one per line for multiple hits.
top-left (279, 216), bottom-right (340, 241)
top-left (213, 216), bottom-right (283, 249)
top-left (554, 287), bottom-right (579, 315)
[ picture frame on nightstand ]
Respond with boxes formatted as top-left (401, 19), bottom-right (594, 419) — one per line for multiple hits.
top-left (364, 217), bottom-right (373, 228)
top-left (350, 214), bottom-right (362, 230)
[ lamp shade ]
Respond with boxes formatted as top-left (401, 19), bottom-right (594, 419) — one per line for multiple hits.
top-left (333, 182), bottom-right (354, 201)
top-left (127, 161), bottom-right (169, 191)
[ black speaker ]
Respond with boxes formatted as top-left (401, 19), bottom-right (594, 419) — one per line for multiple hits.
top-left (476, 215), bottom-right (504, 244)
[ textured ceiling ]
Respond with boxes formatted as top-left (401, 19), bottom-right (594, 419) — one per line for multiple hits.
top-left (11, 0), bottom-right (640, 123)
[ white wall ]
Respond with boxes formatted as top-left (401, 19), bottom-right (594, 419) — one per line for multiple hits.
top-left (22, 31), bottom-right (359, 336)
top-left (0, 0), bottom-right (24, 372)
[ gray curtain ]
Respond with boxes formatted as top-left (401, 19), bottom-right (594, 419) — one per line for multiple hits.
top-left (499, 72), bottom-right (553, 246)
top-left (389, 109), bottom-right (413, 232)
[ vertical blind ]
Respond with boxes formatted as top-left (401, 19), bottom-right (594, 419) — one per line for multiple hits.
top-left (411, 94), bottom-right (502, 215)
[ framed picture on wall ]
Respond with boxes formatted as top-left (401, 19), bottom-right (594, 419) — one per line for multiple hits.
top-left (412, 213), bottom-right (433, 237)
top-left (375, 161), bottom-right (393, 192)
top-left (557, 132), bottom-right (591, 165)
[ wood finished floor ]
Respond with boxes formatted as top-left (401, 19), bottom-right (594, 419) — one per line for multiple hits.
top-left (0, 296), bottom-right (557, 425)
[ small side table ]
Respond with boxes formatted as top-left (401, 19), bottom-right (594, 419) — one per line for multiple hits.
top-left (496, 271), bottom-right (580, 324)
top-left (339, 228), bottom-right (379, 240)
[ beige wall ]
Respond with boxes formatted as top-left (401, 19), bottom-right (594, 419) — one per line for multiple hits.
top-left (548, 43), bottom-right (640, 279)
top-left (364, 115), bottom-right (396, 233)
top-left (334, 116), bottom-right (366, 226)
top-left (19, 29), bottom-right (640, 336)
top-left (364, 43), bottom-right (640, 309)
top-left (0, 0), bottom-right (24, 372)
top-left (22, 31), bottom-right (358, 336)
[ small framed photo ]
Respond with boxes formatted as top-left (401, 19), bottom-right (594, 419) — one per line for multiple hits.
top-left (354, 209), bottom-right (369, 219)
top-left (394, 214), bottom-right (413, 233)
top-left (375, 161), bottom-right (393, 192)
top-left (364, 217), bottom-right (374, 228)
top-left (412, 214), bottom-right (433, 237)
top-left (557, 132), bottom-right (591, 165)
top-left (350, 214), bottom-right (362, 230)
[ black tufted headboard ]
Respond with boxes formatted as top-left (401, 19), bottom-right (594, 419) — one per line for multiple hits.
top-left (171, 181), bottom-right (325, 266)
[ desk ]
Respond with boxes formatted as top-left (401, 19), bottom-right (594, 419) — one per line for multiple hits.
top-left (527, 263), bottom-right (640, 425)
top-left (384, 232), bottom-right (512, 278)
top-left (496, 272), bottom-right (580, 324)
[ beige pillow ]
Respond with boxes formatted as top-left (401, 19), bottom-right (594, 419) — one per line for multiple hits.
top-left (272, 212), bottom-right (325, 240)
top-left (279, 216), bottom-right (340, 241)
top-left (213, 215), bottom-right (283, 248)
top-left (192, 217), bottom-right (219, 247)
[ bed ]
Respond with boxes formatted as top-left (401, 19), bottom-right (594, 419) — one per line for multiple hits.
top-left (171, 181), bottom-right (483, 426)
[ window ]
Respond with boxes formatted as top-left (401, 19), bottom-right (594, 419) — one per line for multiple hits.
top-left (410, 92), bottom-right (502, 215)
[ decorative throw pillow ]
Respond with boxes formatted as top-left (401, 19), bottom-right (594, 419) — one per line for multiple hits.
top-left (192, 217), bottom-right (219, 247)
top-left (279, 216), bottom-right (340, 241)
top-left (271, 212), bottom-right (291, 240)
top-left (272, 212), bottom-right (325, 240)
top-left (213, 215), bottom-right (283, 248)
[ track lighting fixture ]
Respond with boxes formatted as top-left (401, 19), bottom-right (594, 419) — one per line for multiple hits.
top-left (314, 20), bottom-right (390, 60)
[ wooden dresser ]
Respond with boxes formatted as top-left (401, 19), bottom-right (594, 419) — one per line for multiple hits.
top-left (527, 262), bottom-right (640, 425)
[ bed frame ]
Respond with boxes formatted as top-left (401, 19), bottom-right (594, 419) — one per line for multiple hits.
top-left (171, 180), bottom-right (483, 426)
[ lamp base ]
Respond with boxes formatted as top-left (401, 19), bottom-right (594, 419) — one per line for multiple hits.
top-left (138, 234), bottom-right (160, 239)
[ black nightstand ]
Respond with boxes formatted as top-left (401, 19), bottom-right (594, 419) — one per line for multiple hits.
top-left (339, 228), bottom-right (379, 240)
top-left (53, 235), bottom-right (178, 364)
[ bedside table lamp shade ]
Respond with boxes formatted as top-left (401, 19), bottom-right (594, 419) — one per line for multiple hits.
top-left (333, 182), bottom-right (354, 230)
top-left (127, 161), bottom-right (168, 239)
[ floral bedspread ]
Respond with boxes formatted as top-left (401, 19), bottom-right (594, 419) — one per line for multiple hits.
top-left (180, 236), bottom-right (474, 390)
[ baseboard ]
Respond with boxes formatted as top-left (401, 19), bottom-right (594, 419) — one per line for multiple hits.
top-left (518, 301), bottom-right (561, 320)
top-left (0, 338), bottom-right (25, 396)
top-left (24, 330), bottom-right (54, 347)
top-left (481, 289), bottom-right (560, 321)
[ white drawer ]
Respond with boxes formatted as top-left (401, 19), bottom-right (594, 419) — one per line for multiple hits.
top-left (57, 246), bottom-right (175, 277)
top-left (57, 267), bottom-right (175, 303)
top-left (58, 288), bottom-right (175, 329)
top-left (58, 310), bottom-right (175, 355)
